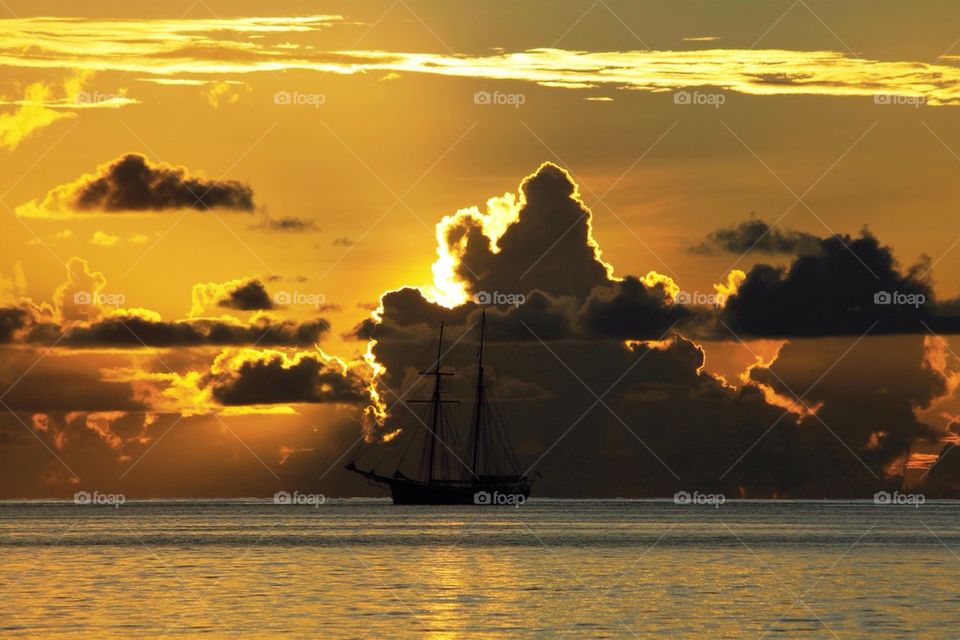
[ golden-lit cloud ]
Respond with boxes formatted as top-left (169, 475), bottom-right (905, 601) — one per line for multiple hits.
top-left (87, 231), bottom-right (151, 247)
top-left (190, 277), bottom-right (275, 318)
top-left (0, 16), bottom-right (957, 104)
top-left (89, 231), bottom-right (120, 247)
top-left (0, 15), bottom-right (343, 75)
top-left (53, 256), bottom-right (108, 322)
top-left (0, 260), bottom-right (27, 304)
top-left (0, 81), bottom-right (74, 150)
top-left (201, 80), bottom-right (249, 107)
top-left (425, 163), bottom-right (617, 308)
top-left (713, 269), bottom-right (746, 306)
top-left (915, 335), bottom-right (960, 435)
top-left (0, 71), bottom-right (136, 150)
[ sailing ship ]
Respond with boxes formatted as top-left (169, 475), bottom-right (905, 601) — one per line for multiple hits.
top-left (346, 309), bottom-right (535, 505)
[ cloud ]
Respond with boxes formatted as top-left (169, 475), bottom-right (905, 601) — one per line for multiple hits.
top-left (43, 312), bottom-right (329, 348)
top-left (88, 231), bottom-right (151, 247)
top-left (1, 16), bottom-right (959, 105)
top-left (746, 335), bottom-right (945, 492)
top-left (190, 277), bottom-right (275, 317)
top-left (89, 231), bottom-right (120, 247)
top-left (249, 216), bottom-right (319, 233)
top-left (209, 349), bottom-right (367, 406)
top-left (0, 81), bottom-right (75, 151)
top-left (0, 73), bottom-right (137, 151)
top-left (201, 80), bottom-right (249, 107)
top-left (53, 256), bottom-right (108, 323)
top-left (691, 217), bottom-right (822, 256)
top-left (0, 307), bottom-right (29, 343)
top-left (429, 163), bottom-right (616, 304)
top-left (720, 230), bottom-right (960, 337)
top-left (17, 153), bottom-right (255, 218)
top-left (352, 162), bottom-right (960, 498)
top-left (0, 260), bottom-right (329, 348)
top-left (579, 275), bottom-right (689, 340)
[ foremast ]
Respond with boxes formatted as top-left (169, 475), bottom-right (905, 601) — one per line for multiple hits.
top-left (469, 309), bottom-right (487, 476)
top-left (410, 321), bottom-right (455, 485)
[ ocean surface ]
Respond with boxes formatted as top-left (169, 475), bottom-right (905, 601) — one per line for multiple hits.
top-left (1, 499), bottom-right (959, 638)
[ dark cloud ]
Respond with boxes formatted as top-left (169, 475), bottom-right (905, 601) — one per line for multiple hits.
top-left (454, 163), bottom-right (611, 300)
top-left (745, 335), bottom-right (943, 494)
top-left (332, 236), bottom-right (355, 247)
top-left (351, 287), bottom-right (474, 342)
top-left (19, 313), bottom-right (329, 348)
top-left (721, 231), bottom-right (960, 337)
top-left (579, 276), bottom-right (689, 340)
top-left (354, 163), bottom-right (960, 498)
top-left (211, 353), bottom-right (367, 406)
top-left (356, 279), bottom-right (689, 345)
top-left (27, 153), bottom-right (254, 214)
top-left (250, 216), bottom-right (319, 233)
top-left (691, 217), bottom-right (822, 256)
top-left (8, 161), bottom-right (960, 499)
top-left (216, 279), bottom-right (274, 311)
top-left (0, 307), bottom-right (28, 343)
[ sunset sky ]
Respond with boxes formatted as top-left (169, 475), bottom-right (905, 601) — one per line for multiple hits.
top-left (3, 0), bottom-right (960, 498)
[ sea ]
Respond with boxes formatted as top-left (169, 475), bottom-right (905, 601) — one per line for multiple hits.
top-left (1, 499), bottom-right (959, 638)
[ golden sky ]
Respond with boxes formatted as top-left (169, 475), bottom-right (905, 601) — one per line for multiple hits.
top-left (3, 1), bottom-right (960, 498)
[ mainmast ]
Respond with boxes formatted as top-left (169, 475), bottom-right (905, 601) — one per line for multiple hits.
top-left (470, 309), bottom-right (486, 475)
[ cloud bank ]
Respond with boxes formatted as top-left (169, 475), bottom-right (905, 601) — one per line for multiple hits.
top-left (17, 153), bottom-right (255, 218)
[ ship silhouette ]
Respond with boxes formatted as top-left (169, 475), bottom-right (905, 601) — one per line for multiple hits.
top-left (346, 309), bottom-right (535, 505)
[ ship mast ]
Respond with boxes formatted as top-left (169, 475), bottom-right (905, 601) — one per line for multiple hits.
top-left (408, 321), bottom-right (457, 484)
top-left (425, 321), bottom-right (446, 484)
top-left (470, 309), bottom-right (486, 476)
